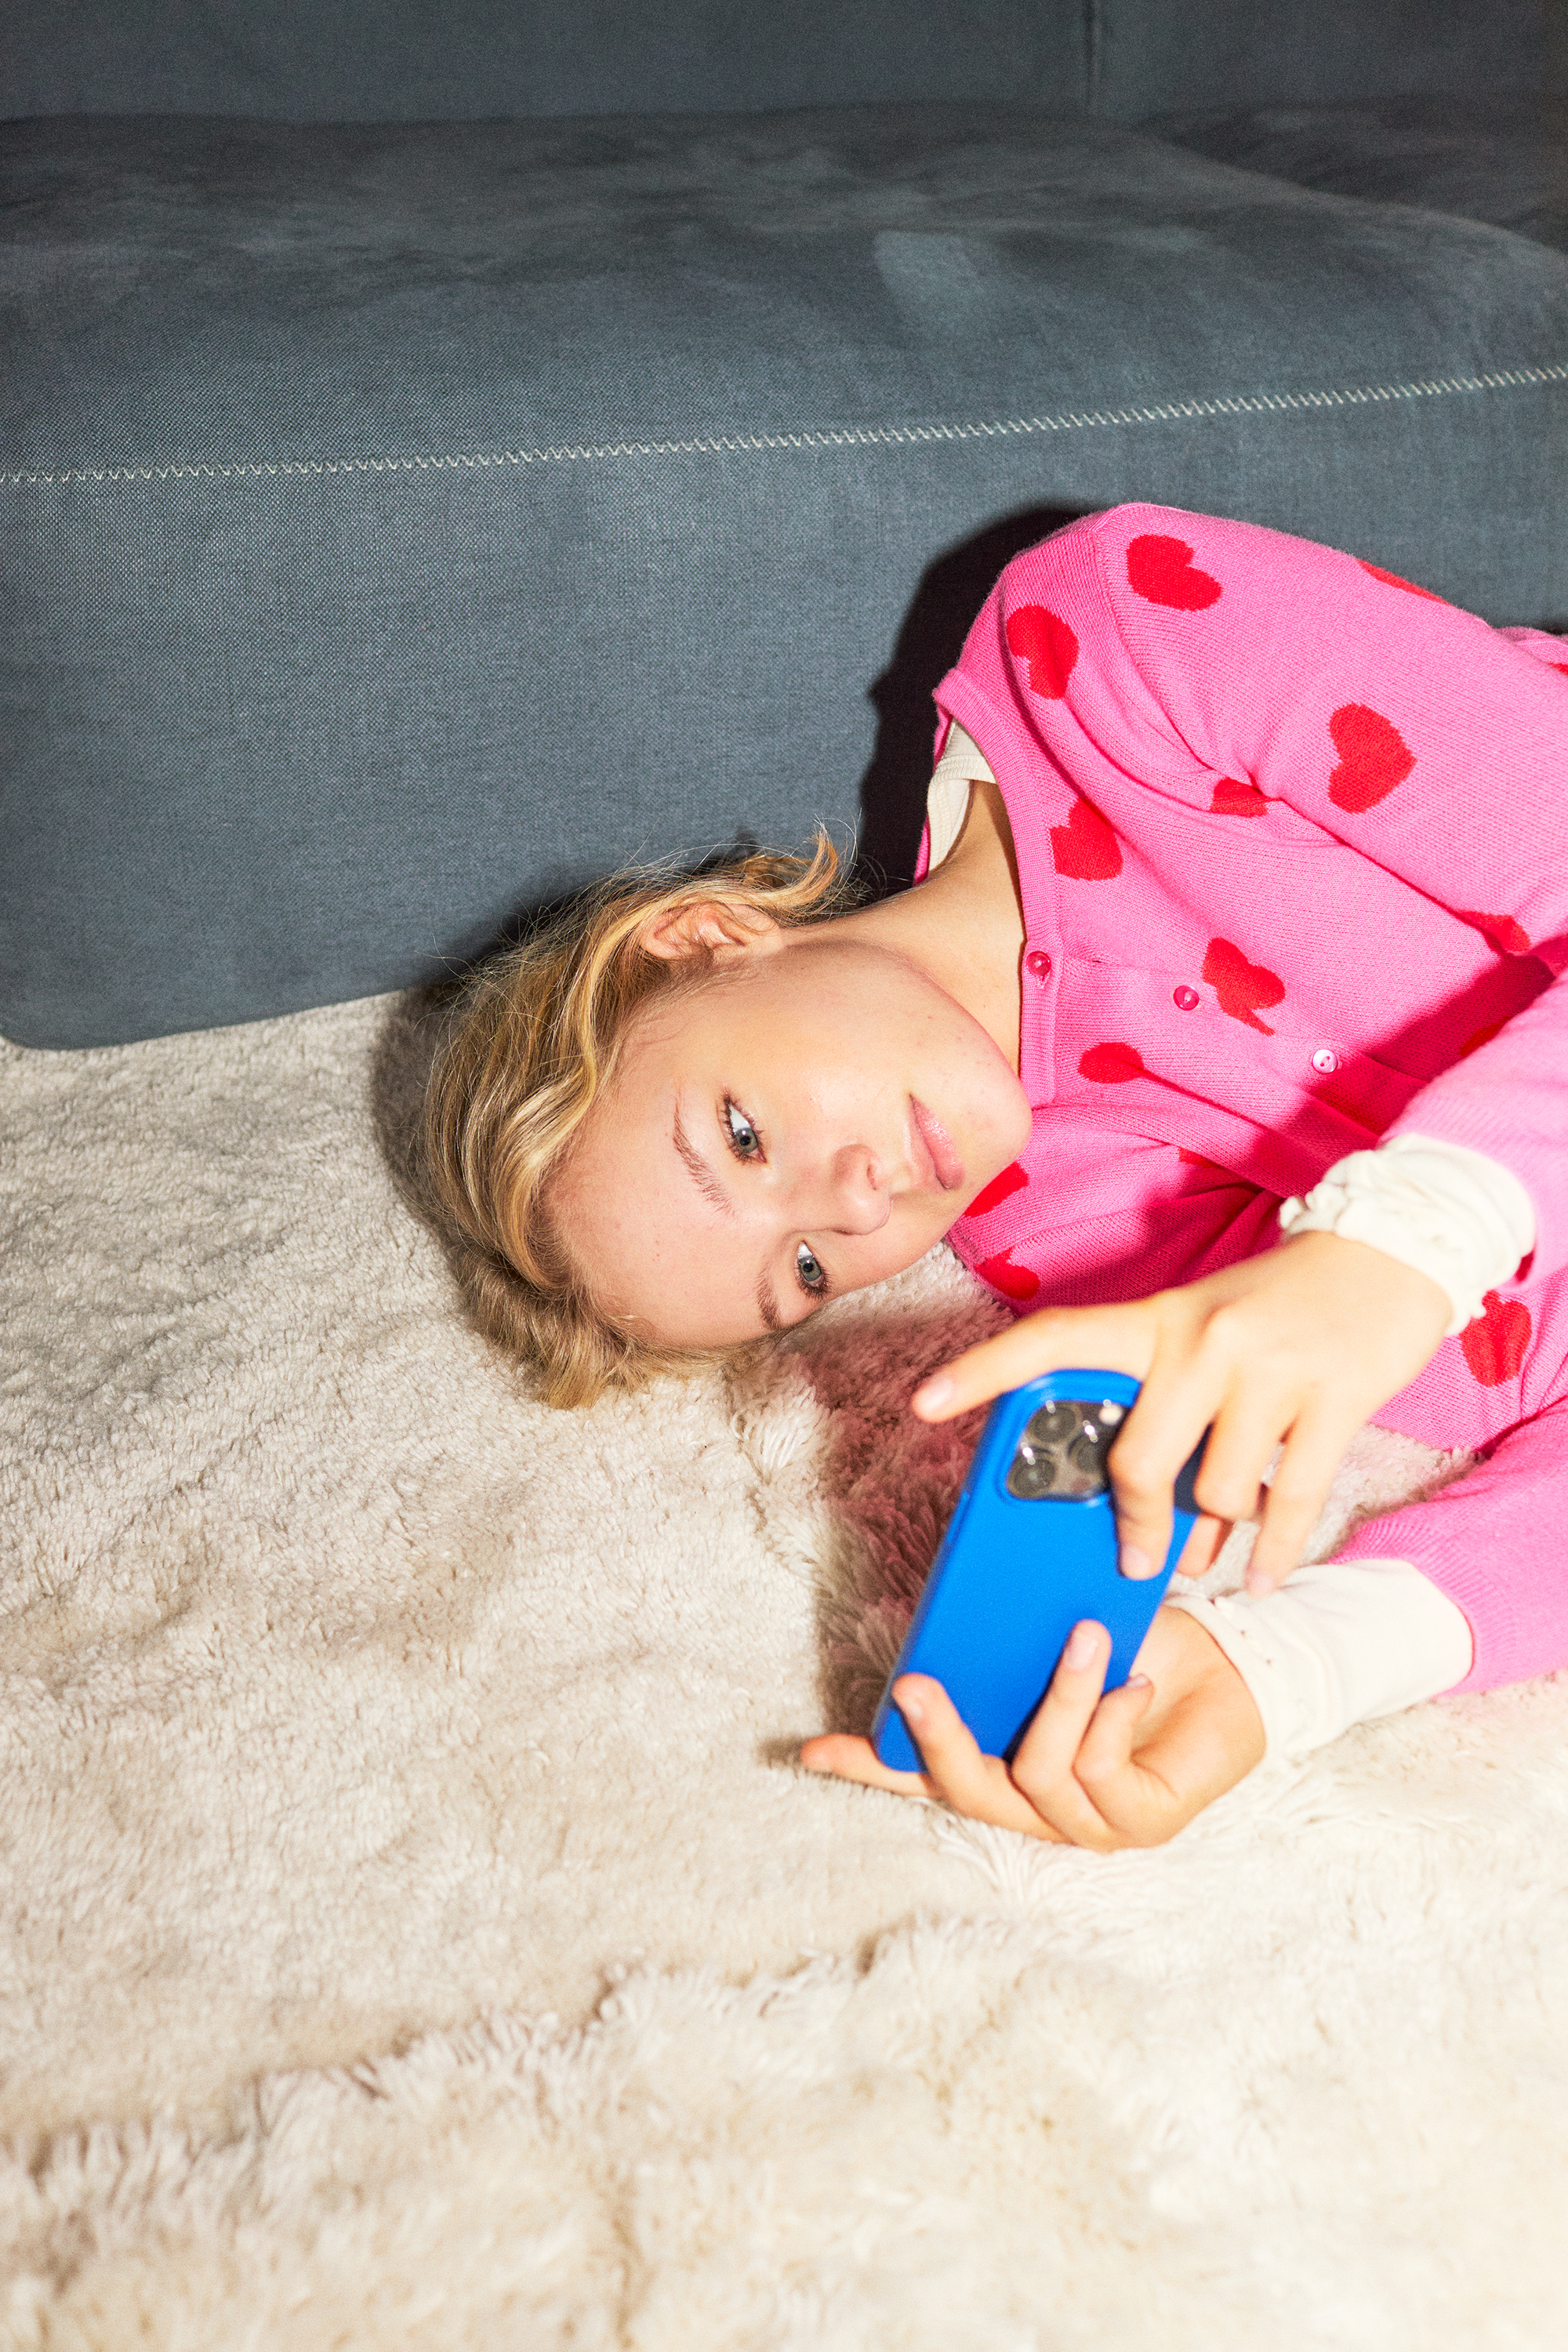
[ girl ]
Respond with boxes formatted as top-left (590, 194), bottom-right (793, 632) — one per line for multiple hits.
top-left (424, 503), bottom-right (1568, 1849)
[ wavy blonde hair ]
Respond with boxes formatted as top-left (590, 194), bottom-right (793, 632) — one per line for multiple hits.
top-left (422, 833), bottom-right (853, 1406)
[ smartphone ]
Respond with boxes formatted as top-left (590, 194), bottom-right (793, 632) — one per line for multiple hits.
top-left (872, 1370), bottom-right (1209, 1773)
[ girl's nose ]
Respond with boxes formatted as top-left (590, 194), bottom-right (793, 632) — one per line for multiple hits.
top-left (828, 1142), bottom-right (891, 1234)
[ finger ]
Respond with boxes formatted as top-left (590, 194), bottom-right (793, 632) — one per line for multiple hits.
top-left (797, 1732), bottom-right (931, 1798)
top-left (1173, 1513), bottom-right (1232, 1578)
top-left (1102, 1372), bottom-right (1219, 1581)
top-left (1095, 1314), bottom-right (1266, 1581)
top-left (1244, 1414), bottom-right (1354, 1592)
top-left (1184, 1383), bottom-right (1290, 1533)
top-left (1069, 1676), bottom-right (1188, 1842)
top-left (1004, 1623), bottom-right (1125, 1847)
top-left (910, 1301), bottom-right (1156, 1423)
top-left (886, 1677), bottom-right (1071, 1842)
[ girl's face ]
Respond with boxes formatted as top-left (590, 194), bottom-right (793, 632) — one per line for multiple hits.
top-left (552, 927), bottom-right (1032, 1348)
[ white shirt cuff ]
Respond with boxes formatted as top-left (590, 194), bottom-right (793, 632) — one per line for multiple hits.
top-left (1277, 1134), bottom-right (1536, 1338)
top-left (1166, 1558), bottom-right (1473, 1759)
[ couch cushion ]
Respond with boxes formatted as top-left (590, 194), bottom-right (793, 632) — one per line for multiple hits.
top-left (1147, 95), bottom-right (1568, 253)
top-left (4, 106), bottom-right (1566, 1046)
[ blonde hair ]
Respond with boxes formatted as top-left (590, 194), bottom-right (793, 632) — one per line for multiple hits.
top-left (422, 833), bottom-right (852, 1406)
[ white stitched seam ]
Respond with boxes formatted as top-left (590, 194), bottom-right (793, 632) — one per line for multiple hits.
top-left (5, 360), bottom-right (1566, 488)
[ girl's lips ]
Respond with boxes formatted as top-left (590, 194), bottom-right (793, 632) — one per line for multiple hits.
top-left (910, 1097), bottom-right (965, 1192)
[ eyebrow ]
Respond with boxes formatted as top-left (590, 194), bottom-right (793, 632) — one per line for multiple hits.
top-left (672, 1103), bottom-right (786, 1334)
top-left (672, 1104), bottom-right (733, 1218)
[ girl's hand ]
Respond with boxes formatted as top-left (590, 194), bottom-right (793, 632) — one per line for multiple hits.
top-left (800, 1605), bottom-right (1265, 1849)
top-left (912, 1232), bottom-right (1450, 1595)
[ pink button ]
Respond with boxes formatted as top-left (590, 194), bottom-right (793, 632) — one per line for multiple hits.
top-left (1173, 985), bottom-right (1200, 1011)
top-left (1025, 949), bottom-right (1053, 982)
top-left (1311, 1047), bottom-right (1339, 1073)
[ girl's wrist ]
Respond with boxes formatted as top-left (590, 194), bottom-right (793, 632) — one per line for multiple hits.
top-left (1165, 1558), bottom-right (1472, 1759)
top-left (1277, 1134), bottom-right (1536, 1338)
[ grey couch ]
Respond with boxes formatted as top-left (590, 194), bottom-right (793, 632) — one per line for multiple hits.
top-left (3, 0), bottom-right (1564, 1048)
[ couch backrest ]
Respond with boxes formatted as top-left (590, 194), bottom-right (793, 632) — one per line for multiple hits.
top-left (1094, 0), bottom-right (1559, 119)
top-left (2, 0), bottom-right (1092, 120)
top-left (2, 0), bottom-right (1557, 124)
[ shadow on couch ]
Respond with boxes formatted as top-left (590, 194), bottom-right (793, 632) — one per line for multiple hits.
top-left (856, 504), bottom-right (1091, 894)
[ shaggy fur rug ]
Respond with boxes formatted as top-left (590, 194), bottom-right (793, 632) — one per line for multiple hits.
top-left (2, 993), bottom-right (1566, 2348)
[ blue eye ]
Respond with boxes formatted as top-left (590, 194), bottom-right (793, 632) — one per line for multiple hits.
top-left (724, 1099), bottom-right (762, 1160)
top-left (795, 1242), bottom-right (827, 1298)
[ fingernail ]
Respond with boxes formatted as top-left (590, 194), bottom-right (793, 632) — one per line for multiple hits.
top-left (1064, 1621), bottom-right (1102, 1671)
top-left (1246, 1566), bottom-right (1271, 1596)
top-left (897, 1686), bottom-right (926, 1727)
top-left (1127, 1673), bottom-right (1151, 1690)
top-left (913, 1375), bottom-right (953, 1414)
top-left (1119, 1542), bottom-right (1155, 1581)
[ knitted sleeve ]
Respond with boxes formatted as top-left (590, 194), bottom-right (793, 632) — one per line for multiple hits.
top-left (1333, 1392), bottom-right (1568, 1690)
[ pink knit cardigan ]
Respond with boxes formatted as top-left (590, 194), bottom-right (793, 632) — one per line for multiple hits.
top-left (931, 503), bottom-right (1568, 1693)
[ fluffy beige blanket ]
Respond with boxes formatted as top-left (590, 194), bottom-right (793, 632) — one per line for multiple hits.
top-left (2, 994), bottom-right (1566, 2347)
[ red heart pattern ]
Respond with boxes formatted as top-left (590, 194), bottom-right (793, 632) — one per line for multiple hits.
top-left (1458, 1021), bottom-right (1504, 1060)
top-left (1210, 776), bottom-right (1270, 818)
top-left (964, 1160), bottom-right (1029, 1218)
top-left (1357, 559), bottom-right (1446, 603)
top-left (1006, 604), bottom-right (1079, 699)
top-left (1202, 936), bottom-right (1285, 1034)
top-left (1177, 1147), bottom-right (1227, 1171)
top-left (1461, 1290), bottom-right (1531, 1385)
top-left (1126, 535), bottom-right (1223, 611)
top-left (1079, 1042), bottom-right (1146, 1083)
top-left (975, 1247), bottom-right (1040, 1302)
top-left (1327, 704), bottom-right (1416, 811)
top-left (1455, 909), bottom-right (1533, 956)
top-left (1051, 797), bottom-right (1123, 880)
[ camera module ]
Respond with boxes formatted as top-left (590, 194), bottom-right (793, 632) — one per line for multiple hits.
top-left (1005, 1397), bottom-right (1123, 1501)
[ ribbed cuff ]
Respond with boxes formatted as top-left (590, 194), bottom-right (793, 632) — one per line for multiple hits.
top-left (1278, 1134), bottom-right (1536, 1338)
top-left (1167, 1558), bottom-right (1473, 1758)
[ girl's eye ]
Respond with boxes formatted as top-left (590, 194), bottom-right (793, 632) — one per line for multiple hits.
top-left (795, 1242), bottom-right (828, 1298)
top-left (724, 1099), bottom-right (762, 1160)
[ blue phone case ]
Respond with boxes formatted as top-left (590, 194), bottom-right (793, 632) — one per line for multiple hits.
top-left (872, 1370), bottom-right (1208, 1773)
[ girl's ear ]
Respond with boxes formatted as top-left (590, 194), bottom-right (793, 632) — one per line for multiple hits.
top-left (637, 896), bottom-right (783, 966)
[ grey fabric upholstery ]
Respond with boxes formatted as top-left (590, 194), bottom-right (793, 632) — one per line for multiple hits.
top-left (0, 0), bottom-right (1089, 122)
top-left (1147, 96), bottom-right (1568, 252)
top-left (5, 104), bottom-right (1566, 1047)
top-left (1095, 0), bottom-right (1558, 121)
top-left (3, 0), bottom-right (1551, 124)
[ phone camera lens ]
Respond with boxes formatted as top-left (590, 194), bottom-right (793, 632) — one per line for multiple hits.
top-left (1024, 1402), bottom-right (1078, 1449)
top-left (1067, 1427), bottom-right (1105, 1482)
top-left (1007, 1450), bottom-right (1056, 1500)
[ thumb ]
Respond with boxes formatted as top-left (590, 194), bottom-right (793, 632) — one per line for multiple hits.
top-left (1087, 1669), bottom-right (1158, 1756)
top-left (912, 1301), bottom-right (1158, 1423)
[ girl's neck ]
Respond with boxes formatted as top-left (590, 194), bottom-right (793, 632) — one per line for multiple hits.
top-left (844, 780), bottom-right (1026, 1071)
